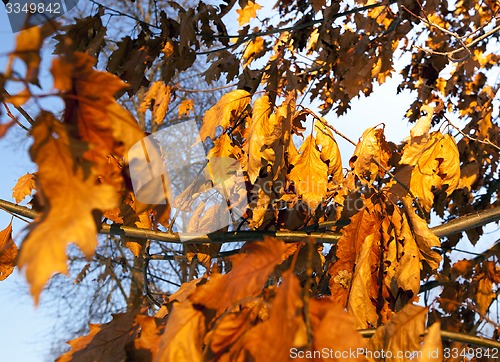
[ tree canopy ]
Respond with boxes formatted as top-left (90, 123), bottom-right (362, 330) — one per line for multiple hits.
top-left (1, 0), bottom-right (500, 360)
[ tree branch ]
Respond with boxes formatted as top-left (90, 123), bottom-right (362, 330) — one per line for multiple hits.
top-left (1, 198), bottom-right (500, 245)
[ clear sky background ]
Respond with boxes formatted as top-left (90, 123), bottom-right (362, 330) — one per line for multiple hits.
top-left (0, 2), bottom-right (498, 361)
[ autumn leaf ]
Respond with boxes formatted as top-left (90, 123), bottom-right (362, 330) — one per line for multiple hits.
top-left (0, 120), bottom-right (15, 139)
top-left (368, 304), bottom-right (428, 362)
top-left (242, 37), bottom-right (265, 67)
top-left (244, 271), bottom-right (307, 360)
top-left (418, 322), bottom-right (442, 362)
top-left (206, 308), bottom-right (253, 355)
top-left (178, 99), bottom-right (194, 117)
top-left (17, 112), bottom-right (117, 303)
top-left (155, 302), bottom-right (205, 362)
top-left (314, 121), bottom-right (343, 182)
top-left (394, 212), bottom-right (421, 295)
top-left (349, 126), bottom-right (391, 183)
top-left (139, 81), bottom-right (172, 125)
top-left (0, 222), bottom-right (17, 281)
top-left (399, 132), bottom-right (460, 212)
top-left (58, 314), bottom-right (139, 362)
top-left (348, 232), bottom-right (379, 329)
top-left (12, 173), bottom-right (36, 203)
top-left (236, 1), bottom-right (262, 26)
top-left (199, 89), bottom-right (251, 142)
top-left (190, 237), bottom-right (291, 311)
top-left (309, 298), bottom-right (368, 361)
top-left (289, 135), bottom-right (328, 210)
top-left (475, 277), bottom-right (495, 315)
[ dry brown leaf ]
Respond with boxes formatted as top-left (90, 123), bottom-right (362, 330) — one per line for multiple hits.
top-left (12, 173), bottom-right (36, 203)
top-left (236, 1), bottom-right (262, 26)
top-left (0, 222), bottom-right (17, 281)
top-left (476, 277), bottom-right (495, 315)
top-left (190, 237), bottom-right (290, 311)
top-left (368, 304), bottom-right (428, 362)
top-left (155, 302), bottom-right (205, 362)
top-left (199, 89), bottom-right (251, 142)
top-left (18, 112), bottom-right (117, 303)
top-left (58, 314), bottom-right (139, 362)
top-left (289, 135), bottom-right (328, 210)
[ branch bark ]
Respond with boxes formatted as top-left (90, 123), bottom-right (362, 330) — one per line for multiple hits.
top-left (1, 198), bottom-right (500, 244)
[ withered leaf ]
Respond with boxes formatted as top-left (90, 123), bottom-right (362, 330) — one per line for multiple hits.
top-left (12, 173), bottom-right (36, 204)
top-left (0, 222), bottom-right (17, 281)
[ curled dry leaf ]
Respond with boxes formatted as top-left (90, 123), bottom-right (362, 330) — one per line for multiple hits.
top-left (12, 173), bottom-right (36, 204)
top-left (0, 222), bottom-right (17, 281)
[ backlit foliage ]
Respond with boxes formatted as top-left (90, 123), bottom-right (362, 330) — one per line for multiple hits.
top-left (1, 0), bottom-right (500, 360)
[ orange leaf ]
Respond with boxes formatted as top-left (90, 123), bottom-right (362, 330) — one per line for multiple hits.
top-left (0, 222), bottom-right (17, 281)
top-left (12, 173), bottom-right (36, 203)
top-left (18, 112), bottom-right (117, 303)
top-left (190, 237), bottom-right (291, 311)
top-left (139, 81), bottom-right (172, 125)
top-left (178, 99), bottom-right (194, 117)
top-left (156, 302), bottom-right (205, 362)
top-left (315, 121), bottom-right (343, 182)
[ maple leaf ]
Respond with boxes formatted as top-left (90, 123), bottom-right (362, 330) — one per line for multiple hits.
top-left (178, 99), bottom-right (194, 117)
top-left (289, 135), bottom-right (328, 210)
top-left (17, 112), bottom-right (117, 303)
top-left (349, 126), bottom-right (391, 183)
top-left (190, 237), bottom-right (291, 311)
top-left (139, 81), bottom-right (172, 125)
top-left (199, 89), bottom-right (251, 142)
top-left (368, 304), bottom-right (427, 360)
top-left (12, 173), bottom-right (36, 203)
top-left (0, 222), bottom-right (17, 281)
top-left (58, 314), bottom-right (139, 362)
top-left (244, 271), bottom-right (307, 360)
top-left (236, 1), bottom-right (262, 26)
top-left (155, 302), bottom-right (205, 362)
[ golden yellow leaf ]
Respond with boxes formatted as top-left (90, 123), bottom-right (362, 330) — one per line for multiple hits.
top-left (0, 222), bottom-right (17, 281)
top-left (409, 104), bottom-right (435, 141)
top-left (394, 212), bottom-right (421, 295)
top-left (155, 302), bottom-right (205, 362)
top-left (199, 89), bottom-right (251, 142)
top-left (314, 121), bottom-right (343, 182)
top-left (418, 322), bottom-right (442, 362)
top-left (399, 132), bottom-right (460, 212)
top-left (190, 237), bottom-right (291, 311)
top-left (178, 99), bottom-right (194, 117)
top-left (12, 173), bottom-right (36, 203)
top-left (289, 135), bottom-right (328, 210)
top-left (349, 126), bottom-right (391, 183)
top-left (368, 304), bottom-right (428, 362)
top-left (139, 81), bottom-right (172, 125)
top-left (242, 37), bottom-right (265, 67)
top-left (348, 232), bottom-right (379, 328)
top-left (236, 1), bottom-right (262, 26)
top-left (18, 112), bottom-right (117, 303)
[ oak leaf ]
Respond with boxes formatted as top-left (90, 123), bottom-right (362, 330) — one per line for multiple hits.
top-left (12, 173), bottom-right (36, 203)
top-left (289, 135), bottom-right (328, 210)
top-left (139, 81), bottom-right (172, 125)
top-left (18, 112), bottom-right (117, 302)
top-left (0, 222), bottom-right (17, 281)
top-left (199, 89), bottom-right (251, 142)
